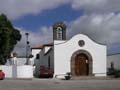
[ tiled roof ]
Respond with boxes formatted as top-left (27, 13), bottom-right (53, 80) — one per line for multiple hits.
top-left (31, 43), bottom-right (53, 49)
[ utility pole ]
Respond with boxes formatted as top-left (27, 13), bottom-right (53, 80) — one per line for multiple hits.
top-left (25, 33), bottom-right (29, 65)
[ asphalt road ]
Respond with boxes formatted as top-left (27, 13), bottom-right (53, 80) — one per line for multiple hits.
top-left (0, 78), bottom-right (120, 90)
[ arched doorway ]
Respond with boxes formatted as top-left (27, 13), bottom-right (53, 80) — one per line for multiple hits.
top-left (75, 53), bottom-right (89, 76)
top-left (71, 50), bottom-right (93, 76)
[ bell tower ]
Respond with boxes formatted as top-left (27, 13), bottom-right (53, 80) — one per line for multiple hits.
top-left (53, 22), bottom-right (66, 40)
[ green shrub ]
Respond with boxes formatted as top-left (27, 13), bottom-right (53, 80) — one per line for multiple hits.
top-left (114, 70), bottom-right (120, 78)
top-left (107, 68), bottom-right (120, 78)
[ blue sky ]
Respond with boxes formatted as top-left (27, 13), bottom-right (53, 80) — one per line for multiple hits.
top-left (12, 4), bottom-right (83, 32)
top-left (0, 0), bottom-right (120, 55)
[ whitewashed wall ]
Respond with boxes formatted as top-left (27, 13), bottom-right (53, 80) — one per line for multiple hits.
top-left (29, 49), bottom-right (41, 76)
top-left (0, 65), bottom-right (33, 78)
top-left (34, 49), bottom-right (44, 77)
top-left (29, 49), bottom-right (41, 65)
top-left (42, 46), bottom-right (54, 70)
top-left (54, 34), bottom-right (107, 77)
top-left (34, 46), bottom-right (54, 77)
top-left (0, 65), bottom-right (12, 78)
top-left (17, 65), bottom-right (33, 78)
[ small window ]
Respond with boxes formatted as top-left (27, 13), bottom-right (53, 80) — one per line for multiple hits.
top-left (57, 27), bottom-right (63, 40)
top-left (36, 54), bottom-right (40, 59)
top-left (78, 40), bottom-right (85, 47)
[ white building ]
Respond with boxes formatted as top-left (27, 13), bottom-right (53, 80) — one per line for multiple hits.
top-left (107, 54), bottom-right (120, 70)
top-left (32, 22), bottom-right (107, 77)
top-left (54, 34), bottom-right (107, 77)
top-left (31, 44), bottom-right (54, 77)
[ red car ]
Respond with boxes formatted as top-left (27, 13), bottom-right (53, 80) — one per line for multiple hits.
top-left (39, 66), bottom-right (54, 78)
top-left (0, 70), bottom-right (5, 80)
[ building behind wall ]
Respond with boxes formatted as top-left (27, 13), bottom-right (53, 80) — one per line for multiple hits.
top-left (32, 44), bottom-right (54, 77)
top-left (107, 54), bottom-right (120, 70)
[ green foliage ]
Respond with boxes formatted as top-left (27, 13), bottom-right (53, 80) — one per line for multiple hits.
top-left (28, 54), bottom-right (33, 58)
top-left (0, 14), bottom-right (21, 65)
top-left (114, 70), bottom-right (120, 78)
top-left (107, 68), bottom-right (120, 78)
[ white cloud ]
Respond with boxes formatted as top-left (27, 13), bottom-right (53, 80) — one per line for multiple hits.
top-left (0, 0), bottom-right (69, 20)
top-left (13, 26), bottom-right (52, 56)
top-left (68, 13), bottom-right (120, 47)
top-left (13, 12), bottom-right (120, 55)
top-left (71, 0), bottom-right (120, 13)
top-left (2, 0), bottom-right (119, 54)
top-left (1, 0), bottom-right (120, 20)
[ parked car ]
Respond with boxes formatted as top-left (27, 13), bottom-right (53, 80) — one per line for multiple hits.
top-left (0, 70), bottom-right (5, 80)
top-left (39, 66), bottom-right (54, 78)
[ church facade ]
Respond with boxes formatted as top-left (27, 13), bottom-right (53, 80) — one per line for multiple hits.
top-left (33, 22), bottom-right (107, 77)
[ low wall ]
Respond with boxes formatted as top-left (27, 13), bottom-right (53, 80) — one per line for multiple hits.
top-left (17, 66), bottom-right (33, 78)
top-left (1, 66), bottom-right (12, 78)
top-left (0, 65), bottom-right (33, 78)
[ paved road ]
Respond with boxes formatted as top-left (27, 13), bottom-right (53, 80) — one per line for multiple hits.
top-left (0, 78), bottom-right (120, 90)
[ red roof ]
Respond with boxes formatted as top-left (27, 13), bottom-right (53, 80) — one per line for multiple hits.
top-left (32, 43), bottom-right (53, 49)
top-left (37, 45), bottom-right (44, 48)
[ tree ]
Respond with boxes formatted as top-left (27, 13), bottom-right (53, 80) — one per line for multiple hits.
top-left (0, 14), bottom-right (21, 65)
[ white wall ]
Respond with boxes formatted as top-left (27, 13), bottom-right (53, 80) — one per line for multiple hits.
top-left (42, 46), bottom-right (54, 70)
top-left (54, 34), bottom-right (107, 76)
top-left (17, 65), bottom-right (33, 78)
top-left (29, 49), bottom-right (41, 65)
top-left (0, 65), bottom-right (33, 78)
top-left (44, 47), bottom-right (51, 54)
top-left (34, 46), bottom-right (54, 77)
top-left (1, 65), bottom-right (12, 78)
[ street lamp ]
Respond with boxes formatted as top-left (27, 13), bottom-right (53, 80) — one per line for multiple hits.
top-left (25, 33), bottom-right (29, 65)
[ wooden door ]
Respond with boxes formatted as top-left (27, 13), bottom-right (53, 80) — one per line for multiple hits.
top-left (75, 54), bottom-right (88, 76)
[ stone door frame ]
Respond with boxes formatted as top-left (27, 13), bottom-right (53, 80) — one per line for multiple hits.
top-left (71, 50), bottom-right (93, 76)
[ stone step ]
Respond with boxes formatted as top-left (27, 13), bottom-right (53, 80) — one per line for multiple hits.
top-left (71, 76), bottom-right (120, 80)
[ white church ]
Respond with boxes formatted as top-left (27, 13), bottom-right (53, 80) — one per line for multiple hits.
top-left (31, 22), bottom-right (107, 77)
top-left (1, 22), bottom-right (120, 79)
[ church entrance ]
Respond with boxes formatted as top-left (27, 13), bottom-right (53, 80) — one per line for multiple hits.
top-left (75, 53), bottom-right (89, 76)
top-left (71, 50), bottom-right (93, 76)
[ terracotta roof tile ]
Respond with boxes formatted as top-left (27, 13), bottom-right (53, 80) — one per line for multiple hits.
top-left (32, 43), bottom-right (53, 49)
